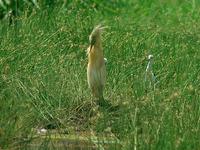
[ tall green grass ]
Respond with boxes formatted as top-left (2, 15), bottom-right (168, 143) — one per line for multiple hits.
top-left (0, 0), bottom-right (200, 149)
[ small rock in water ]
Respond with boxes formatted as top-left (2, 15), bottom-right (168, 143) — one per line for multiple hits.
top-left (37, 128), bottom-right (47, 134)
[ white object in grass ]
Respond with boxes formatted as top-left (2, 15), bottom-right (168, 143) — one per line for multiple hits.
top-left (145, 54), bottom-right (156, 90)
top-left (104, 58), bottom-right (107, 64)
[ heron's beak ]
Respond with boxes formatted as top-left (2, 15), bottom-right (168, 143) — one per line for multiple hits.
top-left (89, 38), bottom-right (95, 52)
top-left (89, 44), bottom-right (93, 53)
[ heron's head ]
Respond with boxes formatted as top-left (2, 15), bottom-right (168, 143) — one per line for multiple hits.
top-left (89, 25), bottom-right (106, 52)
top-left (148, 54), bottom-right (154, 60)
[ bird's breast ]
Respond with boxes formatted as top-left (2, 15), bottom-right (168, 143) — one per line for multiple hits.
top-left (87, 62), bottom-right (106, 87)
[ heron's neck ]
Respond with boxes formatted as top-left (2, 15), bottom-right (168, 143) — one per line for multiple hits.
top-left (88, 45), bottom-right (104, 66)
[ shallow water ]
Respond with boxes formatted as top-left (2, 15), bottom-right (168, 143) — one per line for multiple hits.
top-left (23, 130), bottom-right (121, 150)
